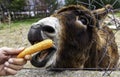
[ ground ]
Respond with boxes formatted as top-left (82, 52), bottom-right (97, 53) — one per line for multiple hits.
top-left (0, 20), bottom-right (120, 77)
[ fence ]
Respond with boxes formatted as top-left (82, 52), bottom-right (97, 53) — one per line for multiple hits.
top-left (0, 5), bottom-right (50, 23)
top-left (0, 0), bottom-right (120, 77)
top-left (1, 9), bottom-right (120, 77)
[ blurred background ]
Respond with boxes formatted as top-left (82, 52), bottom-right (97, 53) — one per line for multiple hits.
top-left (0, 0), bottom-right (119, 23)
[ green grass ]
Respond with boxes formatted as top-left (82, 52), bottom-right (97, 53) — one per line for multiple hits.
top-left (13, 18), bottom-right (40, 24)
top-left (0, 18), bottom-right (40, 30)
top-left (115, 12), bottom-right (120, 17)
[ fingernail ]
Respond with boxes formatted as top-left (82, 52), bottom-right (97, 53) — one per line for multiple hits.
top-left (4, 62), bottom-right (9, 66)
top-left (4, 67), bottom-right (7, 70)
top-left (8, 59), bottom-right (13, 63)
top-left (18, 47), bottom-right (25, 50)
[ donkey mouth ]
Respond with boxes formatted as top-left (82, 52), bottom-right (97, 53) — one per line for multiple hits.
top-left (30, 45), bottom-right (56, 67)
top-left (38, 47), bottom-right (56, 62)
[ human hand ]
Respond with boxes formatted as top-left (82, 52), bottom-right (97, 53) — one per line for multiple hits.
top-left (0, 47), bottom-right (31, 76)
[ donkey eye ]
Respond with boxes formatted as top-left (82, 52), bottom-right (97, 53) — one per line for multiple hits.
top-left (79, 16), bottom-right (89, 25)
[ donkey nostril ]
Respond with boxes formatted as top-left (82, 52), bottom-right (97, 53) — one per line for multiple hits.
top-left (42, 25), bottom-right (55, 33)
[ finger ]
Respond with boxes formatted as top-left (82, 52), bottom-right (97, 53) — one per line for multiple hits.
top-left (8, 58), bottom-right (27, 65)
top-left (24, 55), bottom-right (32, 60)
top-left (1, 47), bottom-right (25, 55)
top-left (4, 67), bottom-right (17, 75)
top-left (0, 55), bottom-right (9, 64)
top-left (5, 62), bottom-right (23, 70)
top-left (0, 65), bottom-right (6, 76)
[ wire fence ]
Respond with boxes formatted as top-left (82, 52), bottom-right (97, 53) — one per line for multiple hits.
top-left (1, 0), bottom-right (120, 77)
top-left (0, 5), bottom-right (49, 23)
top-left (23, 9), bottom-right (120, 77)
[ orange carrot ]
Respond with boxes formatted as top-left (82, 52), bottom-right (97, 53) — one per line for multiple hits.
top-left (17, 39), bottom-right (53, 58)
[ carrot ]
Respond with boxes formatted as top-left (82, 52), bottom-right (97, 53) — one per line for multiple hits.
top-left (17, 39), bottom-right (53, 58)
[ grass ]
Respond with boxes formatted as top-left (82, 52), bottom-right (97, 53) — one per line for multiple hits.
top-left (115, 12), bottom-right (120, 17)
top-left (0, 18), bottom-right (40, 30)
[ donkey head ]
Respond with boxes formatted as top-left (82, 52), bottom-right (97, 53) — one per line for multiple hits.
top-left (28, 5), bottom-right (112, 69)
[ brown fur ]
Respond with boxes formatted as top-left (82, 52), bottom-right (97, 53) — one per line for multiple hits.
top-left (51, 5), bottom-right (119, 69)
top-left (29, 5), bottom-right (119, 70)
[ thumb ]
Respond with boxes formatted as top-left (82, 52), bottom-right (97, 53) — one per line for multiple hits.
top-left (1, 47), bottom-right (25, 55)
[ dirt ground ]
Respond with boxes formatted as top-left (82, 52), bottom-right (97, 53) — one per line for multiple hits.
top-left (0, 24), bottom-right (120, 77)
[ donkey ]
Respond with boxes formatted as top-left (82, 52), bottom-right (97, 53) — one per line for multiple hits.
top-left (28, 5), bottom-right (119, 70)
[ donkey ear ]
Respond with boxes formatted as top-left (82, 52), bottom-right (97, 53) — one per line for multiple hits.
top-left (92, 4), bottom-right (113, 21)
